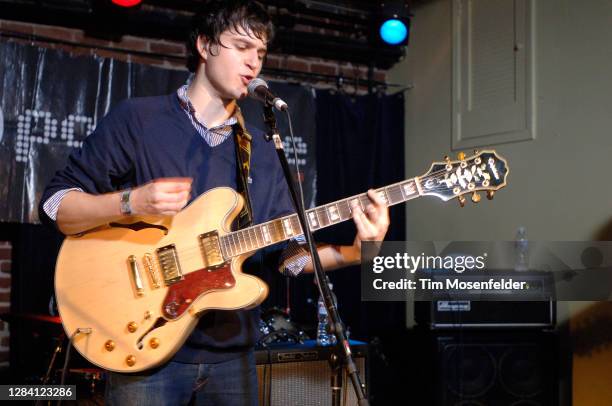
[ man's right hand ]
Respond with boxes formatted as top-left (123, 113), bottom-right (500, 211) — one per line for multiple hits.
top-left (55, 177), bottom-right (193, 235)
top-left (130, 178), bottom-right (193, 216)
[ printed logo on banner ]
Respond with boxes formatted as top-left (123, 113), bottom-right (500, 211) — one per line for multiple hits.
top-left (15, 110), bottom-right (95, 162)
top-left (282, 136), bottom-right (308, 167)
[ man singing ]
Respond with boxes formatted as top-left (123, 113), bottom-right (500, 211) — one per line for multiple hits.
top-left (39, 1), bottom-right (389, 404)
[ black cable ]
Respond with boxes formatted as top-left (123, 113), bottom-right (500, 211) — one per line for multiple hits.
top-left (58, 328), bottom-right (92, 406)
top-left (283, 107), bottom-right (332, 307)
top-left (265, 347), bottom-right (272, 406)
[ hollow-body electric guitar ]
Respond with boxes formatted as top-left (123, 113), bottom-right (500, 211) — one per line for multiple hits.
top-left (55, 150), bottom-right (509, 372)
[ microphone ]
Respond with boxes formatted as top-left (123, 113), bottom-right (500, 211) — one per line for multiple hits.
top-left (247, 78), bottom-right (288, 111)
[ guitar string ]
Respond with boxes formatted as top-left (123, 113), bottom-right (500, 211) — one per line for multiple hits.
top-left (70, 160), bottom-right (505, 297)
top-left (156, 162), bottom-right (504, 264)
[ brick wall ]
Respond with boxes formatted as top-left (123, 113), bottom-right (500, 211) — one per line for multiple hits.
top-left (0, 19), bottom-right (387, 92)
top-left (0, 241), bottom-right (10, 369)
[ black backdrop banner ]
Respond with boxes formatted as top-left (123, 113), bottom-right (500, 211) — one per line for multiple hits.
top-left (0, 41), bottom-right (316, 223)
top-left (1, 38), bottom-right (406, 335)
top-left (262, 89), bottom-right (407, 337)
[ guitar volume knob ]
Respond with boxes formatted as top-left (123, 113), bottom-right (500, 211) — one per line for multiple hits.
top-left (126, 355), bottom-right (136, 367)
top-left (104, 340), bottom-right (115, 352)
top-left (127, 322), bottom-right (138, 333)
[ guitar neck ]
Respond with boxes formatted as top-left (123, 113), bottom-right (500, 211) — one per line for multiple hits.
top-left (220, 177), bottom-right (421, 258)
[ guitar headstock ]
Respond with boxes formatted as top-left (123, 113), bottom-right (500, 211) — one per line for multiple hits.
top-left (419, 150), bottom-right (509, 206)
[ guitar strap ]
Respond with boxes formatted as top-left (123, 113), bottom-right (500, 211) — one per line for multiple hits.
top-left (232, 107), bottom-right (254, 229)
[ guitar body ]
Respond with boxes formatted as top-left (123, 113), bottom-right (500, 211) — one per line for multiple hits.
top-left (53, 150), bottom-right (509, 373)
top-left (55, 187), bottom-right (268, 373)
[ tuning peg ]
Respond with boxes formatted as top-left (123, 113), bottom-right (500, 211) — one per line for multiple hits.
top-left (458, 195), bottom-right (466, 207)
top-left (444, 155), bottom-right (450, 163)
top-left (457, 152), bottom-right (466, 161)
top-left (474, 149), bottom-right (479, 155)
top-left (487, 190), bottom-right (495, 200)
top-left (471, 192), bottom-right (481, 203)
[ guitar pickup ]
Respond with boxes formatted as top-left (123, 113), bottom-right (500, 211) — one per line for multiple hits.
top-left (199, 231), bottom-right (227, 269)
top-left (156, 244), bottom-right (183, 285)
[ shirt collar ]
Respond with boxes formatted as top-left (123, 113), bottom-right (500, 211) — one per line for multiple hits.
top-left (176, 84), bottom-right (239, 130)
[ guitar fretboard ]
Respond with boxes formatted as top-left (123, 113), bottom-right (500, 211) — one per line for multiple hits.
top-left (219, 178), bottom-right (420, 258)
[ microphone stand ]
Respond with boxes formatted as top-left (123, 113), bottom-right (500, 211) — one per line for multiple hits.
top-left (262, 103), bottom-right (369, 406)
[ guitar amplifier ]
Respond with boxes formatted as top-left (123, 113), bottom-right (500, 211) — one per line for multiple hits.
top-left (414, 271), bottom-right (556, 328)
top-left (255, 340), bottom-right (368, 406)
top-left (415, 300), bottom-right (555, 328)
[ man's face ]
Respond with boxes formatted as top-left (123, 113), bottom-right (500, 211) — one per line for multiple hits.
top-left (200, 28), bottom-right (267, 101)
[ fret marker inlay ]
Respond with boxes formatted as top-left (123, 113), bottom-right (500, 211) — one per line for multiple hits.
top-left (262, 225), bottom-right (271, 244)
top-left (282, 219), bottom-right (293, 237)
top-left (308, 212), bottom-right (318, 228)
top-left (378, 191), bottom-right (388, 204)
top-left (403, 182), bottom-right (415, 195)
top-left (328, 205), bottom-right (340, 222)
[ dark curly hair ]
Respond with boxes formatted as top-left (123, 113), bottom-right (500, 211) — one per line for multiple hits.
top-left (186, 0), bottom-right (274, 72)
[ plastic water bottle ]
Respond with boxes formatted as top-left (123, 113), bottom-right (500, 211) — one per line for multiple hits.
top-left (515, 226), bottom-right (528, 271)
top-left (317, 283), bottom-right (337, 346)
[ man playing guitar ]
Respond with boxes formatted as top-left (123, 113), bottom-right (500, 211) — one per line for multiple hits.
top-left (39, 1), bottom-right (389, 404)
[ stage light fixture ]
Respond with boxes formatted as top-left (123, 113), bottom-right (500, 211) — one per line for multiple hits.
top-left (376, 1), bottom-right (410, 47)
top-left (111, 0), bottom-right (142, 7)
top-left (380, 19), bottom-right (408, 45)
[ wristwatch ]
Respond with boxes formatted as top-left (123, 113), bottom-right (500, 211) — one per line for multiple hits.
top-left (120, 189), bottom-right (132, 215)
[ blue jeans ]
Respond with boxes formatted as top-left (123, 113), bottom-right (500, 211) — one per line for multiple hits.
top-left (105, 352), bottom-right (258, 406)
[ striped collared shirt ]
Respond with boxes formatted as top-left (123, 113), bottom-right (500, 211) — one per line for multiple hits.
top-left (176, 85), bottom-right (237, 147)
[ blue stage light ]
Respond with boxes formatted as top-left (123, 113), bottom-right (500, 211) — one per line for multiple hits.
top-left (379, 19), bottom-right (408, 45)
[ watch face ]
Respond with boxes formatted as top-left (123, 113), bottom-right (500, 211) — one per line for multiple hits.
top-left (121, 189), bottom-right (132, 215)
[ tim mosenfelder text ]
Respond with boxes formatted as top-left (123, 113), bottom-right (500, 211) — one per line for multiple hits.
top-left (372, 277), bottom-right (529, 291)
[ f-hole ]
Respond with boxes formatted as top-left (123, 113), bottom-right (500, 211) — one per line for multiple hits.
top-left (136, 317), bottom-right (167, 350)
